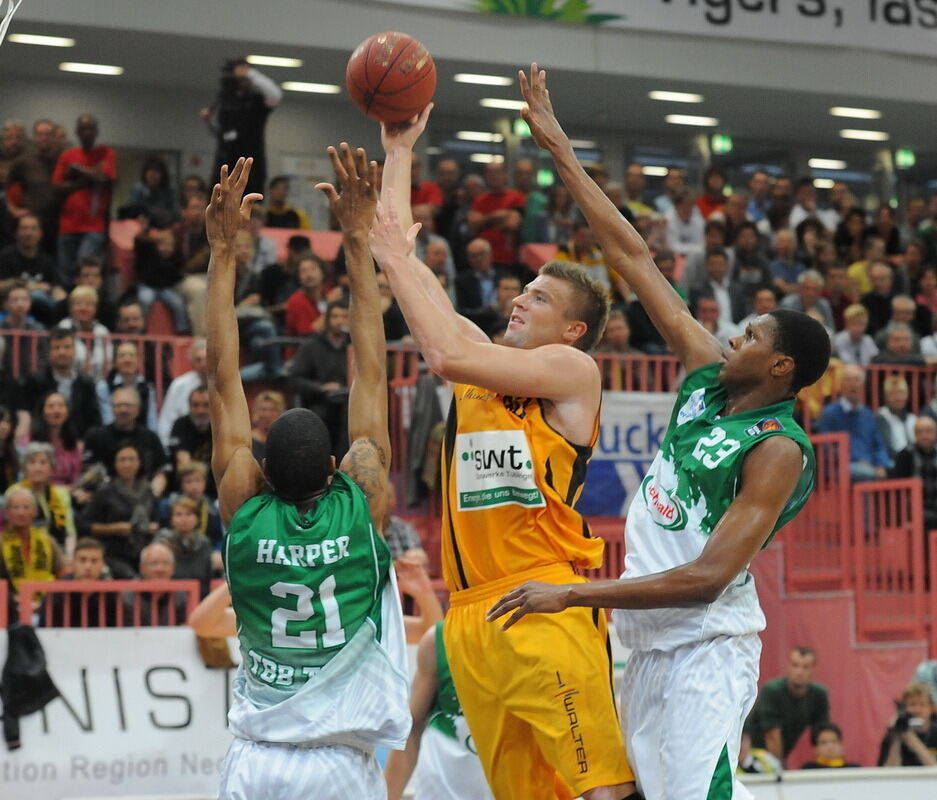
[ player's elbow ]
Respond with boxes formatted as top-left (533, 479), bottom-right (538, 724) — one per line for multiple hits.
top-left (684, 564), bottom-right (729, 604)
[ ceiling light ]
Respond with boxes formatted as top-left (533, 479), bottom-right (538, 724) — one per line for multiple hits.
top-left (839, 129), bottom-right (889, 142)
top-left (830, 106), bottom-right (882, 120)
top-left (59, 62), bottom-right (123, 76)
top-left (649, 90), bottom-right (703, 103)
top-left (470, 154), bottom-right (505, 164)
top-left (569, 139), bottom-right (598, 149)
top-left (813, 178), bottom-right (835, 189)
top-left (8, 33), bottom-right (75, 47)
top-left (642, 166), bottom-right (669, 177)
top-left (281, 81), bottom-right (341, 94)
top-left (480, 98), bottom-right (527, 111)
top-left (666, 114), bottom-right (718, 127)
top-left (456, 131), bottom-right (504, 143)
top-left (425, 146), bottom-right (442, 156)
top-left (808, 158), bottom-right (847, 170)
top-left (246, 55), bottom-right (303, 68)
top-left (455, 73), bottom-right (513, 86)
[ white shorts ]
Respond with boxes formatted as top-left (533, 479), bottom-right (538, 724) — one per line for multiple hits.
top-left (619, 633), bottom-right (761, 800)
top-left (218, 737), bottom-right (386, 800)
top-left (412, 725), bottom-right (494, 800)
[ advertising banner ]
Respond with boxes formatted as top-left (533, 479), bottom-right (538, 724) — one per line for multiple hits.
top-left (577, 390), bottom-right (675, 518)
top-left (369, 0), bottom-right (937, 59)
top-left (1, 628), bottom-right (231, 800)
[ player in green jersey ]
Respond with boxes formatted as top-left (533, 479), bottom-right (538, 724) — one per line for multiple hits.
top-left (206, 153), bottom-right (409, 800)
top-left (488, 65), bottom-right (832, 800)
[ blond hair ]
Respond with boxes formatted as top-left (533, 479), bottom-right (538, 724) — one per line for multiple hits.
top-left (539, 260), bottom-right (611, 352)
top-left (843, 303), bottom-right (868, 322)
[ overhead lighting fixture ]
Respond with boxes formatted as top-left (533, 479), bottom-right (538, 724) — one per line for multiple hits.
top-left (830, 106), bottom-right (882, 120)
top-left (642, 166), bottom-right (669, 177)
top-left (455, 73), bottom-right (513, 86)
top-left (456, 131), bottom-right (504, 143)
top-left (839, 128), bottom-right (889, 142)
top-left (480, 98), bottom-right (527, 111)
top-left (666, 114), bottom-right (718, 127)
top-left (569, 139), bottom-right (598, 149)
top-left (649, 90), bottom-right (703, 103)
top-left (8, 33), bottom-right (75, 47)
top-left (813, 178), bottom-right (835, 189)
top-left (281, 81), bottom-right (341, 94)
top-left (246, 55), bottom-right (303, 68)
top-left (59, 62), bottom-right (123, 76)
top-left (808, 158), bottom-right (847, 170)
top-left (470, 153), bottom-right (505, 164)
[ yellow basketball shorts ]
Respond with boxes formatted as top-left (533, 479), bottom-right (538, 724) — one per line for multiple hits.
top-left (444, 564), bottom-right (635, 799)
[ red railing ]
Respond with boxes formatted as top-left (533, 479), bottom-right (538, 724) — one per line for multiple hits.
top-left (593, 353), bottom-right (682, 392)
top-left (0, 580), bottom-right (7, 628)
top-left (852, 479), bottom-right (926, 643)
top-left (779, 433), bottom-right (852, 592)
top-left (18, 579), bottom-right (201, 627)
top-left (3, 329), bottom-right (194, 407)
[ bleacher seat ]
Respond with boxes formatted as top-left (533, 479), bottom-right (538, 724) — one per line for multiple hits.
top-left (261, 228), bottom-right (343, 264)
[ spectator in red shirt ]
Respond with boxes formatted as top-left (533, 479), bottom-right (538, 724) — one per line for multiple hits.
top-left (51, 116), bottom-right (117, 289)
top-left (284, 253), bottom-right (327, 338)
top-left (410, 158), bottom-right (442, 209)
top-left (695, 166), bottom-right (727, 220)
top-left (467, 161), bottom-right (526, 271)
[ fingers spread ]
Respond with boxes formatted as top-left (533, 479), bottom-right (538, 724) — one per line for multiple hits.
top-left (503, 607), bottom-right (526, 631)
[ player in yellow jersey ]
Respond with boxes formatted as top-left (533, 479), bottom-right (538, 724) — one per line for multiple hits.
top-left (367, 110), bottom-right (637, 800)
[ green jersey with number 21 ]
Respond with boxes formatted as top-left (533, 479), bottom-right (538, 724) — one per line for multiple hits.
top-left (224, 471), bottom-right (390, 692)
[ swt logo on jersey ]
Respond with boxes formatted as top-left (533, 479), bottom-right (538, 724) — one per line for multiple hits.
top-left (641, 474), bottom-right (688, 531)
top-left (455, 430), bottom-right (545, 511)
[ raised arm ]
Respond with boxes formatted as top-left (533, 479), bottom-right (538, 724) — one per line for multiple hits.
top-left (370, 199), bottom-right (598, 406)
top-left (316, 144), bottom-right (391, 522)
top-left (380, 106), bottom-right (489, 344)
top-left (519, 64), bottom-right (723, 372)
top-left (205, 158), bottom-right (266, 524)
top-left (488, 435), bottom-right (804, 628)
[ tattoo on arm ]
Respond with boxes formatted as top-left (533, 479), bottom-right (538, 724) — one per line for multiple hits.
top-left (345, 440), bottom-right (387, 501)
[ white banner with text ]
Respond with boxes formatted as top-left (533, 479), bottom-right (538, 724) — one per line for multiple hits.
top-left (1, 628), bottom-right (232, 800)
top-left (578, 390), bottom-right (676, 518)
top-left (369, 0), bottom-right (937, 59)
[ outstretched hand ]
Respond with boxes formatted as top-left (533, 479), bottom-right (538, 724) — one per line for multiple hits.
top-left (315, 143), bottom-right (378, 237)
top-left (486, 580), bottom-right (571, 631)
top-left (205, 157), bottom-right (263, 248)
top-left (380, 103), bottom-right (434, 153)
top-left (368, 191), bottom-right (421, 266)
top-left (518, 63), bottom-right (568, 153)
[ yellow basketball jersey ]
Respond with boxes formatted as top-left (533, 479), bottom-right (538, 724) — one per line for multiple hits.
top-left (440, 383), bottom-right (605, 590)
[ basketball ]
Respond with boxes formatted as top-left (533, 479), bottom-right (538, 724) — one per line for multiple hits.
top-left (345, 31), bottom-right (436, 124)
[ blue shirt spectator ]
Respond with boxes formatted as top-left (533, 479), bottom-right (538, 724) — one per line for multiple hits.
top-left (817, 365), bottom-right (892, 480)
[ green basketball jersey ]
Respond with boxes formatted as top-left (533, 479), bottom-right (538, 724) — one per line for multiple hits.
top-left (224, 471), bottom-right (391, 691)
top-left (651, 361), bottom-right (815, 541)
top-left (615, 362), bottom-right (816, 650)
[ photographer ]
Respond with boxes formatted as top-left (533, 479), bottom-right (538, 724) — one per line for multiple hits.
top-left (878, 683), bottom-right (937, 766)
top-left (200, 58), bottom-right (281, 196)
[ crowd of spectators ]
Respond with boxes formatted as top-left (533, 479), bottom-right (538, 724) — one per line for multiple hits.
top-left (3, 108), bottom-right (937, 777)
top-left (4, 112), bottom-right (937, 607)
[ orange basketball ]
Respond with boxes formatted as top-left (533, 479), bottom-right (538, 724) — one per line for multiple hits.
top-left (345, 31), bottom-right (436, 124)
